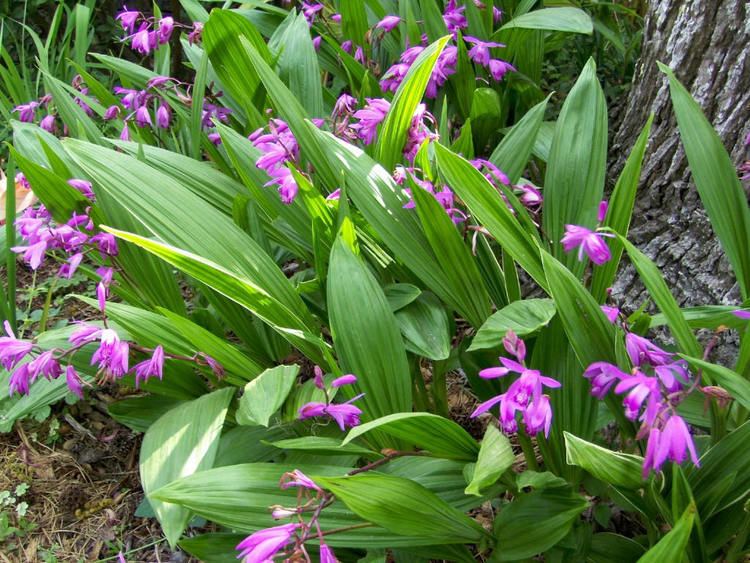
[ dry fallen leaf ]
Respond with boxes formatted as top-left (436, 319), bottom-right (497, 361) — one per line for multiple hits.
top-left (0, 169), bottom-right (37, 223)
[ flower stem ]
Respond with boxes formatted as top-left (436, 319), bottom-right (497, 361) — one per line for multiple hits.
top-left (517, 429), bottom-right (539, 471)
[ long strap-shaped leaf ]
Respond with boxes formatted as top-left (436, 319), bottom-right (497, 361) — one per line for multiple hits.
top-left (375, 36), bottom-right (450, 171)
top-left (660, 63), bottom-right (750, 300)
top-left (435, 142), bottom-right (547, 290)
top-left (102, 227), bottom-right (330, 367)
top-left (543, 58), bottom-right (607, 273)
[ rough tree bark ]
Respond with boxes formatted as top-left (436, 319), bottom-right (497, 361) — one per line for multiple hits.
top-left (610, 0), bottom-right (750, 353)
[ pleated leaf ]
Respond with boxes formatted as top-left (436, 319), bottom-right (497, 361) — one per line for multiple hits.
top-left (327, 236), bottom-right (411, 418)
top-left (469, 298), bottom-right (556, 351)
top-left (140, 388), bottom-right (234, 547)
top-left (638, 505), bottom-right (695, 563)
top-left (500, 7), bottom-right (593, 34)
top-left (236, 364), bottom-right (299, 427)
top-left (465, 425), bottom-right (514, 496)
top-left (661, 64), bottom-right (750, 299)
top-left (564, 432), bottom-right (645, 489)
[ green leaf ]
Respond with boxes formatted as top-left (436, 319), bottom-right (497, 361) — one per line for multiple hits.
top-left (591, 116), bottom-right (653, 301)
top-left (384, 283), bottom-right (422, 311)
top-left (491, 487), bottom-right (589, 561)
top-left (102, 227), bottom-right (327, 366)
top-left (395, 292), bottom-right (452, 360)
top-left (108, 395), bottom-right (185, 433)
top-left (679, 356), bottom-right (750, 412)
top-left (637, 504), bottom-right (695, 562)
top-left (618, 236), bottom-right (702, 358)
top-left (315, 473), bottom-right (486, 543)
top-left (465, 425), bottom-right (514, 496)
top-left (488, 96), bottom-right (548, 184)
top-left (661, 64), bottom-right (750, 299)
top-left (688, 420), bottom-right (750, 516)
top-left (202, 9), bottom-right (271, 126)
top-left (267, 10), bottom-right (324, 117)
top-left (140, 388), bottom-right (234, 547)
top-left (589, 533), bottom-right (646, 563)
top-left (269, 436), bottom-right (379, 458)
top-left (410, 178), bottom-right (492, 327)
top-left (343, 412), bottom-right (479, 460)
top-left (376, 36), bottom-right (450, 170)
top-left (180, 533), bottom-right (243, 563)
top-left (327, 235), bottom-right (412, 419)
top-left (469, 298), bottom-right (556, 351)
top-left (236, 365), bottom-right (299, 427)
top-left (501, 7), bottom-right (593, 33)
top-left (434, 142), bottom-right (547, 289)
top-left (564, 432), bottom-right (645, 489)
top-left (543, 58), bottom-right (607, 272)
top-left (541, 251), bottom-right (615, 367)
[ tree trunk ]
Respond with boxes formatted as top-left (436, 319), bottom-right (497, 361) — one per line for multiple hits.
top-left (610, 1), bottom-right (750, 332)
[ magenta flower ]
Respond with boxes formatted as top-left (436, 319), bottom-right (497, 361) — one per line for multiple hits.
top-left (265, 167), bottom-right (298, 205)
top-left (0, 321), bottom-right (33, 370)
top-left (67, 179), bottom-right (95, 200)
top-left (9, 364), bottom-right (31, 395)
top-left (597, 200), bottom-right (609, 223)
top-left (156, 103), bottom-right (171, 129)
top-left (464, 36), bottom-right (505, 66)
top-left (354, 46), bottom-right (365, 64)
top-left (376, 15), bottom-right (401, 33)
top-left (380, 63), bottom-right (410, 93)
top-left (134, 106), bottom-right (152, 128)
top-left (443, 0), bottom-right (467, 33)
top-left (40, 114), bottom-right (56, 133)
top-left (298, 398), bottom-right (363, 431)
top-left (280, 469), bottom-right (321, 491)
top-left (66, 365), bottom-right (84, 398)
top-left (120, 122), bottom-right (131, 141)
top-left (301, 1), bottom-right (324, 25)
top-left (625, 333), bottom-right (673, 367)
top-left (116, 6), bottom-right (140, 33)
top-left (59, 252), bottom-right (84, 279)
top-left (601, 305), bottom-right (620, 323)
top-left (28, 350), bottom-right (62, 382)
top-left (11, 240), bottom-right (48, 270)
top-left (488, 58), bottom-right (514, 81)
top-left (133, 345), bottom-right (164, 387)
top-left (523, 394), bottom-right (553, 437)
top-left (90, 232), bottom-right (119, 258)
top-left (69, 323), bottom-right (102, 347)
top-left (643, 415), bottom-right (700, 477)
top-left (517, 184), bottom-right (542, 208)
top-left (331, 374), bottom-right (357, 388)
top-left (583, 362), bottom-right (627, 398)
top-left (320, 543), bottom-right (337, 563)
top-left (561, 225), bottom-right (614, 265)
top-left (208, 132), bottom-right (222, 145)
top-left (653, 360), bottom-right (690, 393)
top-left (733, 309), bottom-right (750, 319)
top-left (351, 98), bottom-right (391, 145)
top-left (91, 329), bottom-right (130, 378)
top-left (235, 523), bottom-right (300, 562)
top-left (157, 16), bottom-right (174, 44)
top-left (130, 23), bottom-right (152, 55)
top-left (471, 159), bottom-right (510, 186)
top-left (13, 101), bottom-right (39, 122)
top-left (200, 353), bottom-right (225, 378)
top-left (614, 372), bottom-right (661, 424)
top-left (313, 365), bottom-right (325, 389)
top-left (187, 21), bottom-right (203, 45)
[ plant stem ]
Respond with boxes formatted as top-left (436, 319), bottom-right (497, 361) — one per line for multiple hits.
top-left (517, 429), bottom-right (538, 471)
top-left (5, 157), bottom-right (17, 327)
top-left (431, 359), bottom-right (449, 417)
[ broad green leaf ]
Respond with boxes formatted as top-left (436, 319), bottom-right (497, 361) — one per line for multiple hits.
top-left (202, 10), bottom-right (271, 126)
top-left (618, 236), bottom-right (702, 358)
top-left (489, 96), bottom-right (549, 184)
top-left (384, 283), bottom-right (422, 311)
top-left (327, 235), bottom-right (412, 419)
top-left (679, 356), bottom-right (750, 412)
top-left (140, 388), bottom-right (234, 547)
top-left (543, 58), bottom-right (607, 272)
top-left (395, 292), bottom-right (452, 360)
top-left (515, 471), bottom-right (568, 490)
top-left (108, 395), bottom-right (185, 433)
top-left (591, 116), bottom-right (653, 301)
top-left (589, 533), bottom-right (646, 563)
top-left (236, 365), bottom-right (299, 427)
top-left (102, 227), bottom-right (327, 365)
top-left (340, 0), bottom-right (369, 44)
top-left (180, 533), bottom-right (243, 563)
top-left (651, 306), bottom-right (749, 331)
top-left (491, 487), bottom-right (588, 561)
top-left (270, 436), bottom-right (379, 458)
top-left (343, 412), bottom-right (479, 460)
top-left (500, 7), bottom-right (593, 34)
top-left (214, 425), bottom-right (289, 467)
top-left (688, 420), bottom-right (750, 516)
top-left (564, 432), bottom-right (645, 489)
top-left (541, 251), bottom-right (615, 367)
top-left (268, 10), bottom-right (324, 117)
top-left (376, 36), bottom-right (450, 172)
top-left (411, 179), bottom-right (492, 327)
top-left (311, 126), bottom-right (489, 327)
top-left (637, 505), bottom-right (695, 562)
top-left (434, 143), bottom-right (547, 289)
top-left (661, 64), bottom-right (750, 299)
top-left (469, 298), bottom-right (556, 351)
top-left (315, 473), bottom-right (486, 543)
top-left (465, 425), bottom-right (514, 496)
